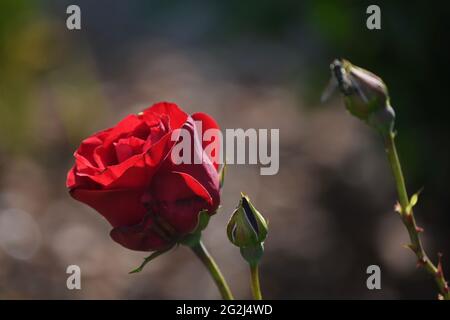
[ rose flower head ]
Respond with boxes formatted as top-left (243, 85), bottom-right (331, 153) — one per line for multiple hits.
top-left (66, 102), bottom-right (221, 252)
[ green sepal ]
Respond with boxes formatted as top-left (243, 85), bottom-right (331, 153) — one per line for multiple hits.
top-left (129, 246), bottom-right (173, 274)
top-left (180, 232), bottom-right (202, 247)
top-left (194, 210), bottom-right (211, 233)
top-left (367, 102), bottom-right (396, 137)
top-left (180, 210), bottom-right (211, 248)
top-left (219, 162), bottom-right (227, 189)
top-left (240, 243), bottom-right (264, 267)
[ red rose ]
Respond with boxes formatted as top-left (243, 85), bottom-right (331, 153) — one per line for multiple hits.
top-left (66, 102), bottom-right (221, 251)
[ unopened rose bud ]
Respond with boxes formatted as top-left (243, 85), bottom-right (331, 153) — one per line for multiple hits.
top-left (227, 193), bottom-right (268, 265)
top-left (327, 59), bottom-right (396, 136)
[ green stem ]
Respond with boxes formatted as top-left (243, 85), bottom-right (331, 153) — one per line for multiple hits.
top-left (191, 241), bottom-right (234, 300)
top-left (250, 264), bottom-right (263, 300)
top-left (385, 132), bottom-right (449, 299)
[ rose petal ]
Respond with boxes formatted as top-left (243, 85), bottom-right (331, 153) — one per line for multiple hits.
top-left (110, 215), bottom-right (168, 252)
top-left (192, 112), bottom-right (221, 171)
top-left (163, 117), bottom-right (220, 209)
top-left (150, 170), bottom-right (214, 234)
top-left (70, 187), bottom-right (147, 227)
top-left (102, 115), bottom-right (144, 148)
top-left (66, 166), bottom-right (76, 188)
top-left (141, 102), bottom-right (188, 132)
top-left (74, 103), bottom-right (190, 188)
top-left (114, 136), bottom-right (146, 163)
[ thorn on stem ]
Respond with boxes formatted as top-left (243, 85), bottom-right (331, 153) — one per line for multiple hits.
top-left (394, 202), bottom-right (402, 214)
top-left (435, 253), bottom-right (449, 294)
top-left (416, 258), bottom-right (426, 268)
top-left (404, 243), bottom-right (417, 254)
top-left (415, 226), bottom-right (424, 233)
top-left (437, 253), bottom-right (444, 278)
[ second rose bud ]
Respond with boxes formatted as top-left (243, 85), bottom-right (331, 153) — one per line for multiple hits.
top-left (227, 193), bottom-right (268, 266)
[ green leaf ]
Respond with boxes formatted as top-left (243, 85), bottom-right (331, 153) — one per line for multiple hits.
top-left (129, 247), bottom-right (173, 274)
top-left (410, 188), bottom-right (423, 207)
top-left (406, 188), bottom-right (423, 214)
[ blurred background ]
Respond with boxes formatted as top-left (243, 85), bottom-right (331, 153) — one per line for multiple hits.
top-left (1, 0), bottom-right (449, 299)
